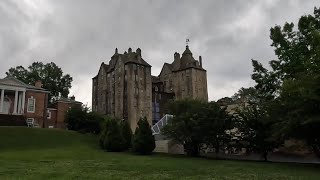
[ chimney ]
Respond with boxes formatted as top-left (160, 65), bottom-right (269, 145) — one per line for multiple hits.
top-left (174, 52), bottom-right (180, 61)
top-left (128, 47), bottom-right (132, 53)
top-left (115, 48), bottom-right (118, 54)
top-left (35, 80), bottom-right (42, 88)
top-left (199, 56), bottom-right (202, 67)
top-left (136, 48), bottom-right (141, 61)
top-left (136, 48), bottom-right (141, 55)
top-left (70, 95), bottom-right (75, 101)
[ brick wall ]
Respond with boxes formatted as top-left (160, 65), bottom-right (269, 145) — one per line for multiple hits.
top-left (53, 101), bottom-right (82, 129)
top-left (24, 90), bottom-right (48, 127)
top-left (47, 109), bottom-right (57, 128)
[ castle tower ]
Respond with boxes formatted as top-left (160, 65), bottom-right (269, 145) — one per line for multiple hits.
top-left (92, 48), bottom-right (152, 131)
top-left (152, 45), bottom-right (208, 123)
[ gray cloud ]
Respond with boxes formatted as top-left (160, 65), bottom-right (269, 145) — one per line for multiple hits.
top-left (0, 0), bottom-right (318, 105)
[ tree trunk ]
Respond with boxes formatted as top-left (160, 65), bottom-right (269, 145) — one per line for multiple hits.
top-left (311, 144), bottom-right (320, 158)
top-left (262, 151), bottom-right (268, 161)
top-left (184, 142), bottom-right (199, 156)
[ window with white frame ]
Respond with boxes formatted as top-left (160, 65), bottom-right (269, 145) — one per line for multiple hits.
top-left (27, 96), bottom-right (35, 113)
top-left (47, 110), bottom-right (51, 119)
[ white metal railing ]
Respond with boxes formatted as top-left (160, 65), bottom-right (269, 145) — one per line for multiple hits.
top-left (151, 114), bottom-right (173, 135)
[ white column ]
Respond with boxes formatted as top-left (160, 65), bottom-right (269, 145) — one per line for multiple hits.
top-left (21, 91), bottom-right (26, 114)
top-left (13, 90), bottom-right (18, 114)
top-left (0, 89), bottom-right (4, 113)
top-left (17, 92), bottom-right (22, 114)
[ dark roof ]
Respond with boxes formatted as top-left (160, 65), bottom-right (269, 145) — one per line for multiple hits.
top-left (182, 45), bottom-right (192, 55)
top-left (54, 97), bottom-right (82, 104)
top-left (94, 48), bottom-right (152, 77)
top-left (159, 46), bottom-right (205, 74)
top-left (151, 76), bottom-right (161, 83)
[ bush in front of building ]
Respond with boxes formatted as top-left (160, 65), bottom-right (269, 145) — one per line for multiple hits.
top-left (85, 111), bottom-right (104, 134)
top-left (120, 120), bottom-right (133, 150)
top-left (132, 117), bottom-right (155, 155)
top-left (101, 117), bottom-right (125, 152)
top-left (65, 106), bottom-right (104, 134)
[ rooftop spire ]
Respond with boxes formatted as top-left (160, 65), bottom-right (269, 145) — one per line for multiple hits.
top-left (182, 44), bottom-right (192, 55)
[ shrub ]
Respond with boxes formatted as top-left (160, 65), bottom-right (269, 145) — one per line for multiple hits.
top-left (132, 117), bottom-right (155, 155)
top-left (85, 111), bottom-right (104, 134)
top-left (120, 120), bottom-right (133, 150)
top-left (103, 118), bottom-right (125, 152)
top-left (99, 120), bottom-right (108, 148)
top-left (64, 105), bottom-right (87, 131)
top-left (65, 106), bottom-right (104, 134)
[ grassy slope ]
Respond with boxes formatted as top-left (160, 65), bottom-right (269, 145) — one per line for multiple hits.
top-left (0, 127), bottom-right (319, 180)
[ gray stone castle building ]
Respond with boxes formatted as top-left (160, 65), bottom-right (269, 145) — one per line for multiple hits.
top-left (92, 46), bottom-right (208, 131)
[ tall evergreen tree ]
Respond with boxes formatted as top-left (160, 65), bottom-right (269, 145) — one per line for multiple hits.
top-left (132, 117), bottom-right (155, 155)
top-left (120, 120), bottom-right (133, 150)
top-left (103, 118), bottom-right (125, 152)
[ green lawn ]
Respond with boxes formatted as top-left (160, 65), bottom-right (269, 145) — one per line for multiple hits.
top-left (0, 127), bottom-right (319, 179)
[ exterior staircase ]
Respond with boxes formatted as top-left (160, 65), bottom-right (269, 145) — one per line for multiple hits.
top-left (151, 114), bottom-right (184, 154)
top-left (0, 114), bottom-right (27, 126)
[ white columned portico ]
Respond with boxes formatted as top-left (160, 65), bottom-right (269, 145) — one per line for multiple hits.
top-left (0, 89), bottom-right (4, 113)
top-left (13, 90), bottom-right (18, 114)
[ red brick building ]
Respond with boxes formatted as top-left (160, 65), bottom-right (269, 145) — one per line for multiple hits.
top-left (0, 76), bottom-right (82, 128)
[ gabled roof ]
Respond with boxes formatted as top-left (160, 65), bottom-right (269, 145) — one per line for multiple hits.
top-left (0, 76), bottom-right (49, 92)
top-left (158, 63), bottom-right (173, 77)
top-left (151, 75), bottom-right (162, 83)
top-left (0, 76), bottom-right (27, 88)
top-left (94, 48), bottom-right (152, 77)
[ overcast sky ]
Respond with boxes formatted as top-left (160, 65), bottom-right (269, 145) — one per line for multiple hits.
top-left (0, 0), bottom-right (318, 106)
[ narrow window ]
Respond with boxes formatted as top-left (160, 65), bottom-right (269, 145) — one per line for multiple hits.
top-left (27, 96), bottom-right (36, 113)
top-left (47, 110), bottom-right (51, 119)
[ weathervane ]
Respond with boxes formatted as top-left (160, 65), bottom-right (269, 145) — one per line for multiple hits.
top-left (186, 39), bottom-right (190, 46)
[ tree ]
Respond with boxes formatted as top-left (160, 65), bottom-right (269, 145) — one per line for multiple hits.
top-left (250, 7), bottom-right (320, 157)
top-left (270, 74), bottom-right (320, 157)
top-left (65, 105), bottom-right (104, 134)
top-left (102, 118), bottom-right (125, 152)
top-left (65, 105), bottom-right (88, 131)
top-left (132, 117), bottom-right (155, 155)
top-left (120, 120), bottom-right (133, 150)
top-left (6, 62), bottom-right (73, 103)
top-left (235, 103), bottom-right (279, 161)
top-left (162, 99), bottom-right (232, 156)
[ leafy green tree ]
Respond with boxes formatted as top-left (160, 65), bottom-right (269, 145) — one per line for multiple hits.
top-left (85, 111), bottom-right (105, 134)
top-left (250, 7), bottom-right (320, 157)
top-left (132, 117), bottom-right (155, 155)
top-left (270, 74), bottom-right (320, 157)
top-left (235, 103), bottom-right (279, 161)
top-left (65, 106), bottom-right (104, 134)
top-left (103, 118), bottom-right (125, 152)
top-left (65, 105), bottom-right (88, 131)
top-left (162, 99), bottom-right (232, 156)
top-left (6, 62), bottom-right (73, 103)
top-left (120, 120), bottom-right (133, 150)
